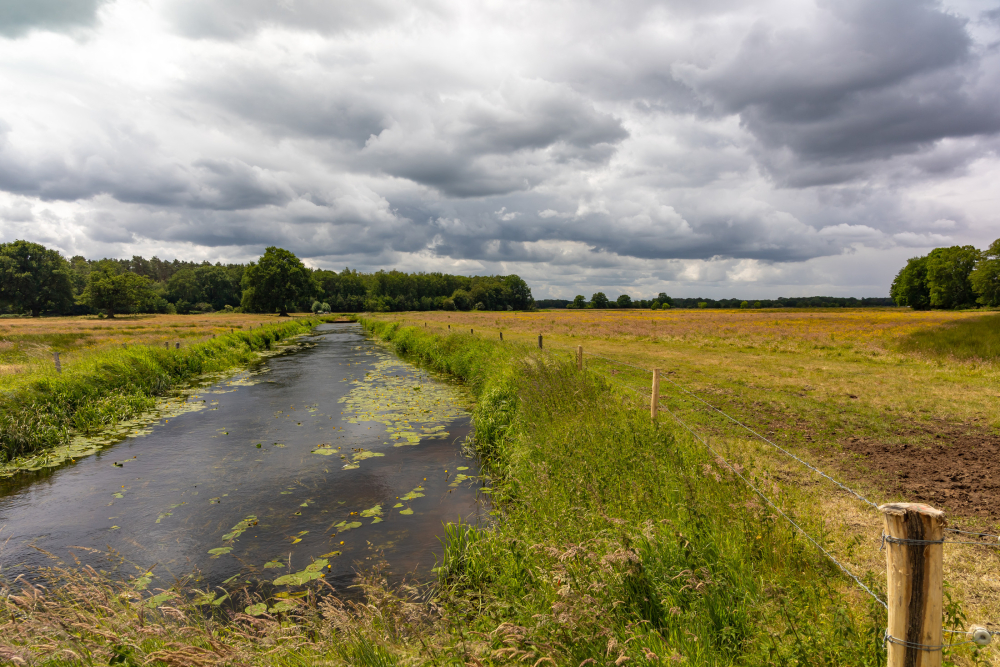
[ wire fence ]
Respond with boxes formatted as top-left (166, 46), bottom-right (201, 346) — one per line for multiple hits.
top-left (568, 347), bottom-right (1000, 646)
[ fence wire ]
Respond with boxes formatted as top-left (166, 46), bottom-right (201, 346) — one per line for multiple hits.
top-left (590, 355), bottom-right (999, 648)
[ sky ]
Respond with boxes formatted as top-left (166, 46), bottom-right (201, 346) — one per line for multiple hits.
top-left (0, 0), bottom-right (998, 300)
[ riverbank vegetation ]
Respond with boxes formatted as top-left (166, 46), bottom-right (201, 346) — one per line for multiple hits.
top-left (0, 314), bottom-right (328, 464)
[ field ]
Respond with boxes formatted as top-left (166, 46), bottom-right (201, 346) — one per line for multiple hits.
top-left (375, 307), bottom-right (1000, 663)
top-left (0, 313), bottom-right (289, 385)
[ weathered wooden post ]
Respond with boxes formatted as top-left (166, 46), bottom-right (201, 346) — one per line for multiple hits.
top-left (471, 328), bottom-right (474, 335)
top-left (880, 502), bottom-right (945, 667)
top-left (650, 369), bottom-right (660, 422)
top-left (53, 351), bottom-right (61, 373)
top-left (577, 345), bottom-right (583, 370)
top-left (164, 341), bottom-right (169, 349)
top-left (538, 334), bottom-right (543, 349)
top-left (175, 342), bottom-right (180, 349)
top-left (500, 331), bottom-right (503, 341)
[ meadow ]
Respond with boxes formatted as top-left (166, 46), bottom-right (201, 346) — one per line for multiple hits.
top-left (0, 313), bottom-right (286, 383)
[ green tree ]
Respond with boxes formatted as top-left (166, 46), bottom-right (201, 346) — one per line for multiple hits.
top-left (927, 245), bottom-right (980, 309)
top-left (167, 268), bottom-right (203, 304)
top-left (571, 295), bottom-right (586, 309)
top-left (656, 292), bottom-right (673, 307)
top-left (195, 265), bottom-right (238, 310)
top-left (970, 238), bottom-right (1000, 307)
top-left (80, 261), bottom-right (156, 318)
top-left (240, 247), bottom-right (314, 316)
top-left (616, 294), bottom-right (632, 308)
top-left (0, 240), bottom-right (75, 316)
top-left (890, 256), bottom-right (931, 310)
top-left (590, 292), bottom-right (609, 309)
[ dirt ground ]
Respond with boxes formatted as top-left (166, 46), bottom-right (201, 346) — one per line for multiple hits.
top-left (842, 423), bottom-right (1000, 522)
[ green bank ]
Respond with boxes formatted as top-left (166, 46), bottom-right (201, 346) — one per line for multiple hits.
top-left (0, 316), bottom-right (326, 465)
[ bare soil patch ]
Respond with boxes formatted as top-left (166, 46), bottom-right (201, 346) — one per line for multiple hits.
top-left (842, 423), bottom-right (1000, 520)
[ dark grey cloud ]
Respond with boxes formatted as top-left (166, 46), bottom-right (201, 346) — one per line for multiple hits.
top-left (674, 0), bottom-right (1000, 183)
top-left (164, 0), bottom-right (418, 40)
top-left (0, 0), bottom-right (110, 38)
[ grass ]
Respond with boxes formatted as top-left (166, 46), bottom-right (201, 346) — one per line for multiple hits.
top-left (2, 312), bottom-right (996, 665)
top-left (0, 314), bottom-right (336, 464)
top-left (898, 313), bottom-right (1000, 362)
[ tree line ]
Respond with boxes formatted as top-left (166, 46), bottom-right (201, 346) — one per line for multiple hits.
top-left (537, 294), bottom-right (895, 309)
top-left (890, 238), bottom-right (1000, 309)
top-left (0, 240), bottom-right (534, 317)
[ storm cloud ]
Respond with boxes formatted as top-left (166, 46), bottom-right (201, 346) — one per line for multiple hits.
top-left (1, 0), bottom-right (999, 299)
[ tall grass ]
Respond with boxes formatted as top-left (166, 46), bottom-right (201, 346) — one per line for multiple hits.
top-left (0, 318), bottom-right (324, 462)
top-left (363, 319), bottom-right (889, 666)
top-left (898, 313), bottom-right (1000, 362)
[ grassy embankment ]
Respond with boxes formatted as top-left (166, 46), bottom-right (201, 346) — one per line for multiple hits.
top-left (376, 308), bottom-right (1000, 666)
top-left (2, 317), bottom-right (900, 666)
top-left (0, 314), bottom-right (332, 466)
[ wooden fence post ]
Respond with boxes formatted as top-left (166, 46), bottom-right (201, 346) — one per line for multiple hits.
top-left (175, 342), bottom-right (180, 349)
top-left (471, 328), bottom-right (474, 335)
top-left (500, 331), bottom-right (503, 341)
top-left (538, 334), bottom-right (543, 349)
top-left (577, 345), bottom-right (583, 370)
top-left (880, 502), bottom-right (945, 667)
top-left (650, 369), bottom-right (660, 422)
top-left (53, 351), bottom-right (61, 373)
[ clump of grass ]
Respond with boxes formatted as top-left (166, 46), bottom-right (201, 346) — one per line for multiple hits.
top-left (898, 313), bottom-right (1000, 362)
top-left (0, 318), bottom-right (325, 462)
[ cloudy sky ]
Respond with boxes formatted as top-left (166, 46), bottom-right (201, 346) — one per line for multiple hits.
top-left (1, 0), bottom-right (998, 299)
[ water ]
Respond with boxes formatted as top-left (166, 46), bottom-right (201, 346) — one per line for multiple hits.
top-left (0, 322), bottom-right (484, 596)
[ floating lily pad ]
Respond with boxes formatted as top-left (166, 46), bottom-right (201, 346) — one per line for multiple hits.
top-left (208, 547), bottom-right (232, 558)
top-left (359, 504), bottom-right (382, 518)
top-left (319, 551), bottom-right (342, 558)
top-left (333, 520), bottom-right (362, 532)
top-left (264, 561), bottom-right (285, 569)
top-left (222, 515), bottom-right (257, 541)
top-left (399, 508), bottom-right (413, 515)
top-left (245, 603), bottom-right (268, 616)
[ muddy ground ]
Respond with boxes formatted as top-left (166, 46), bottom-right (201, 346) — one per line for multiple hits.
top-left (841, 422), bottom-right (1000, 524)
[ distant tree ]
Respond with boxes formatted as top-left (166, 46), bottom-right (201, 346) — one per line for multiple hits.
top-left (651, 301), bottom-right (661, 310)
top-left (753, 301), bottom-right (762, 308)
top-left (927, 245), bottom-right (979, 309)
top-left (971, 238), bottom-right (1000, 307)
top-left (195, 265), bottom-right (238, 310)
top-left (616, 294), bottom-right (632, 308)
top-left (697, 302), bottom-right (708, 309)
top-left (451, 289), bottom-right (473, 311)
top-left (590, 292), bottom-right (610, 309)
top-left (740, 301), bottom-right (749, 309)
top-left (167, 268), bottom-right (204, 304)
top-left (80, 261), bottom-right (156, 318)
top-left (0, 240), bottom-right (75, 316)
top-left (571, 295), bottom-right (586, 309)
top-left (656, 292), bottom-right (673, 307)
top-left (240, 247), bottom-right (314, 316)
top-left (68, 255), bottom-right (90, 294)
top-left (501, 275), bottom-right (533, 310)
top-left (890, 256), bottom-right (932, 310)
